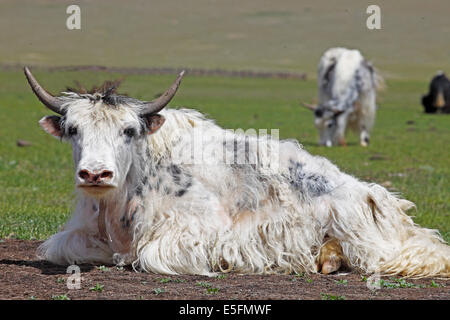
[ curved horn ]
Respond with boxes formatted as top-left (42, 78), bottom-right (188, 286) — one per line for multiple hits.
top-left (141, 70), bottom-right (185, 115)
top-left (24, 67), bottom-right (65, 115)
top-left (300, 101), bottom-right (317, 111)
top-left (331, 107), bottom-right (346, 117)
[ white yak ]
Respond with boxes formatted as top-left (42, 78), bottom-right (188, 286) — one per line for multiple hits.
top-left (24, 67), bottom-right (449, 278)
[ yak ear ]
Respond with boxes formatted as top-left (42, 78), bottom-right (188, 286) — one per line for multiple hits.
top-left (39, 115), bottom-right (63, 138)
top-left (142, 113), bottom-right (166, 135)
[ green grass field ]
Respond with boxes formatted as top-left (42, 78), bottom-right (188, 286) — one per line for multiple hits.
top-left (0, 69), bottom-right (449, 241)
top-left (0, 0), bottom-right (449, 242)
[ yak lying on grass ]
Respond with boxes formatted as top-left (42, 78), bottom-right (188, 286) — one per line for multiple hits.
top-left (24, 67), bottom-right (449, 277)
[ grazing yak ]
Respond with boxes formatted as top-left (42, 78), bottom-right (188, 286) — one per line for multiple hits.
top-left (302, 47), bottom-right (383, 147)
top-left (422, 71), bottom-right (450, 114)
top-left (25, 67), bottom-right (449, 278)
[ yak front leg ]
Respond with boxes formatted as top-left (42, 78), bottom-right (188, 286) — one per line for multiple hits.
top-left (97, 196), bottom-right (138, 267)
top-left (335, 111), bottom-right (350, 147)
top-left (360, 130), bottom-right (370, 147)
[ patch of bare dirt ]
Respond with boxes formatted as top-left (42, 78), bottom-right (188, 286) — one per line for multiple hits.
top-left (0, 240), bottom-right (448, 300)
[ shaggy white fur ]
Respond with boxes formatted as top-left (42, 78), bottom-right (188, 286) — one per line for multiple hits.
top-left (37, 92), bottom-right (449, 278)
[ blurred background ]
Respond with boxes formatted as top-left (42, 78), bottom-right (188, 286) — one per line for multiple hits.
top-left (1, 0), bottom-right (450, 79)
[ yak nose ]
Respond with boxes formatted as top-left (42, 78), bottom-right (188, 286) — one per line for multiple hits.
top-left (78, 169), bottom-right (114, 184)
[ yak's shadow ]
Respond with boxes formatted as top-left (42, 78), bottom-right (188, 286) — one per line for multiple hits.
top-left (0, 259), bottom-right (95, 275)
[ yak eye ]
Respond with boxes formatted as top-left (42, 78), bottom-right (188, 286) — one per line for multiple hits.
top-left (124, 127), bottom-right (136, 138)
top-left (327, 122), bottom-right (334, 128)
top-left (68, 126), bottom-right (78, 136)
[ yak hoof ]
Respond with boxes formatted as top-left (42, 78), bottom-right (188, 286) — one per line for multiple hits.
top-left (360, 137), bottom-right (370, 147)
top-left (317, 238), bottom-right (344, 274)
top-left (113, 252), bottom-right (133, 267)
top-left (321, 256), bottom-right (342, 274)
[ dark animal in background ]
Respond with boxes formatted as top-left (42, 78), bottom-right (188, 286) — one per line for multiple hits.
top-left (422, 72), bottom-right (450, 114)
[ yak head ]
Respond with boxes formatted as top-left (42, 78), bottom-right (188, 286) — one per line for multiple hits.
top-left (301, 101), bottom-right (345, 147)
top-left (24, 67), bottom-right (184, 198)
